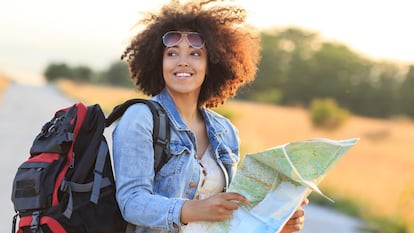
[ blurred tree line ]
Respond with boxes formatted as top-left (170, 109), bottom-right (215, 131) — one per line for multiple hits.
top-left (44, 27), bottom-right (414, 119)
top-left (44, 61), bottom-right (132, 87)
top-left (238, 27), bottom-right (414, 119)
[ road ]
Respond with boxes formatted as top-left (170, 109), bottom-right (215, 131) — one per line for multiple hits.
top-left (1, 83), bottom-right (365, 233)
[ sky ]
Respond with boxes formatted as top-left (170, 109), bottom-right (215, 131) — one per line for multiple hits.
top-left (1, 0), bottom-right (414, 84)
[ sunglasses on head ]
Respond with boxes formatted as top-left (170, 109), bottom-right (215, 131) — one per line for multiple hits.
top-left (162, 31), bottom-right (205, 49)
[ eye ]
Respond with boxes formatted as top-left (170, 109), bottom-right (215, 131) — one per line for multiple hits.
top-left (190, 49), bottom-right (204, 56)
top-left (166, 51), bottom-right (178, 56)
top-left (191, 51), bottom-right (201, 56)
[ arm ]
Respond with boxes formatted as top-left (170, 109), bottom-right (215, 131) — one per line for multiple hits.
top-left (113, 104), bottom-right (185, 231)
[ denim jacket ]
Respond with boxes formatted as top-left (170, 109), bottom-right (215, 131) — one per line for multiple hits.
top-left (113, 89), bottom-right (240, 233)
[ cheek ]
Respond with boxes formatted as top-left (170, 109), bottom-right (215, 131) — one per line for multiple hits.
top-left (200, 61), bottom-right (208, 75)
top-left (162, 58), bottom-right (174, 74)
top-left (194, 57), bottom-right (208, 73)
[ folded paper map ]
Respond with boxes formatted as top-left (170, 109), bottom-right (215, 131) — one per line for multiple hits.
top-left (183, 138), bottom-right (359, 233)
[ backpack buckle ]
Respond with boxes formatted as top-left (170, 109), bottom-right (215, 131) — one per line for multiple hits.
top-left (156, 138), bottom-right (168, 147)
top-left (30, 211), bottom-right (41, 233)
top-left (60, 180), bottom-right (68, 192)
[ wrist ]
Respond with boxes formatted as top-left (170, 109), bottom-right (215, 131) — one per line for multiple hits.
top-left (180, 199), bottom-right (199, 224)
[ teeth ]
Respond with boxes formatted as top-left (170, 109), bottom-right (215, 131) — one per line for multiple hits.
top-left (176, 72), bottom-right (191, 77)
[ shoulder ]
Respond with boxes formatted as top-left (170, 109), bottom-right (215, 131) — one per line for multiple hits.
top-left (115, 103), bottom-right (154, 132)
top-left (123, 102), bottom-right (153, 116)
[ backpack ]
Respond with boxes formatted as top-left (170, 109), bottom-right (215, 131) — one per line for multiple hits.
top-left (11, 99), bottom-right (170, 233)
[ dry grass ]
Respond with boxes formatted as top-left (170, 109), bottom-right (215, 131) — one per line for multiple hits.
top-left (55, 80), bottom-right (148, 113)
top-left (57, 80), bottom-right (414, 230)
top-left (0, 74), bottom-right (11, 101)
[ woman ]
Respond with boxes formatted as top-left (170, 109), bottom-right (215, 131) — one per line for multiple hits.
top-left (113, 1), bottom-right (307, 232)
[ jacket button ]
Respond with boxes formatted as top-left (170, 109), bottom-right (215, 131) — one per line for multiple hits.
top-left (189, 182), bottom-right (196, 188)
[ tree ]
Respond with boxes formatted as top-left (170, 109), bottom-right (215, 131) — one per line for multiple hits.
top-left (309, 43), bottom-right (372, 109)
top-left (238, 31), bottom-right (293, 103)
top-left (400, 65), bottom-right (414, 116)
top-left (44, 63), bottom-right (72, 82)
top-left (240, 27), bottom-right (321, 105)
top-left (368, 62), bottom-right (402, 117)
top-left (72, 65), bottom-right (93, 82)
top-left (279, 28), bottom-right (324, 106)
top-left (101, 61), bottom-right (132, 87)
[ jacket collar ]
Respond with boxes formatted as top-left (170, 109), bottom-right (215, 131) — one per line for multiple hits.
top-left (153, 89), bottom-right (226, 136)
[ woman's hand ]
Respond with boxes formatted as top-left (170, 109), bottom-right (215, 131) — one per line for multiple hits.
top-left (180, 192), bottom-right (248, 224)
top-left (280, 198), bottom-right (309, 233)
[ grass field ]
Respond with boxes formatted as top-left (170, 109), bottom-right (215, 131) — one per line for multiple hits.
top-left (51, 80), bottom-right (414, 232)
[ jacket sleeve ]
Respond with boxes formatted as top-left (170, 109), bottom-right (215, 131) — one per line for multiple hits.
top-left (112, 104), bottom-right (186, 232)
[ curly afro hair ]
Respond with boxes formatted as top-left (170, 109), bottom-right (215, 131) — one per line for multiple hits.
top-left (121, 0), bottom-right (261, 108)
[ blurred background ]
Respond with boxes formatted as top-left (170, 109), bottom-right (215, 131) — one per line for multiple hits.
top-left (1, 0), bottom-right (413, 232)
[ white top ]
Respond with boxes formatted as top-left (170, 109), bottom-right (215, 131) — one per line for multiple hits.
top-left (194, 144), bottom-right (225, 200)
top-left (180, 145), bottom-right (225, 232)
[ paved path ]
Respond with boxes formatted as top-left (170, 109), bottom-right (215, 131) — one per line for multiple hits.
top-left (1, 83), bottom-right (365, 233)
top-left (301, 204), bottom-right (365, 233)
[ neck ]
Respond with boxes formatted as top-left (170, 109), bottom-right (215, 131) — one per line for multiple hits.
top-left (168, 90), bottom-right (200, 125)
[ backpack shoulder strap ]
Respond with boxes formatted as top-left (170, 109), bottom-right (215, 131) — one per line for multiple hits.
top-left (105, 99), bottom-right (170, 172)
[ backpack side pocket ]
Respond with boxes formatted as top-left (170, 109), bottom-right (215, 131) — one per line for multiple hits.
top-left (12, 153), bottom-right (66, 212)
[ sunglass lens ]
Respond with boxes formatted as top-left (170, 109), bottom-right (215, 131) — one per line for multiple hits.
top-left (187, 33), bottom-right (204, 48)
top-left (163, 32), bottom-right (182, 47)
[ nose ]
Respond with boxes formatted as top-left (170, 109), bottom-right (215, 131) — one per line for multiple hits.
top-left (178, 56), bottom-right (189, 67)
top-left (176, 39), bottom-right (191, 66)
top-left (177, 52), bottom-right (190, 67)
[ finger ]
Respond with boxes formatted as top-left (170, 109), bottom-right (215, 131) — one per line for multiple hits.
top-left (291, 216), bottom-right (304, 225)
top-left (219, 201), bottom-right (238, 211)
top-left (301, 198), bottom-right (309, 206)
top-left (284, 216), bottom-right (305, 230)
top-left (216, 207), bottom-right (233, 216)
top-left (285, 215), bottom-right (302, 225)
top-left (222, 192), bottom-right (249, 205)
top-left (290, 208), bottom-right (305, 218)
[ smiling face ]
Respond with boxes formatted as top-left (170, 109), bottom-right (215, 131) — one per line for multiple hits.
top-left (162, 33), bottom-right (208, 101)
